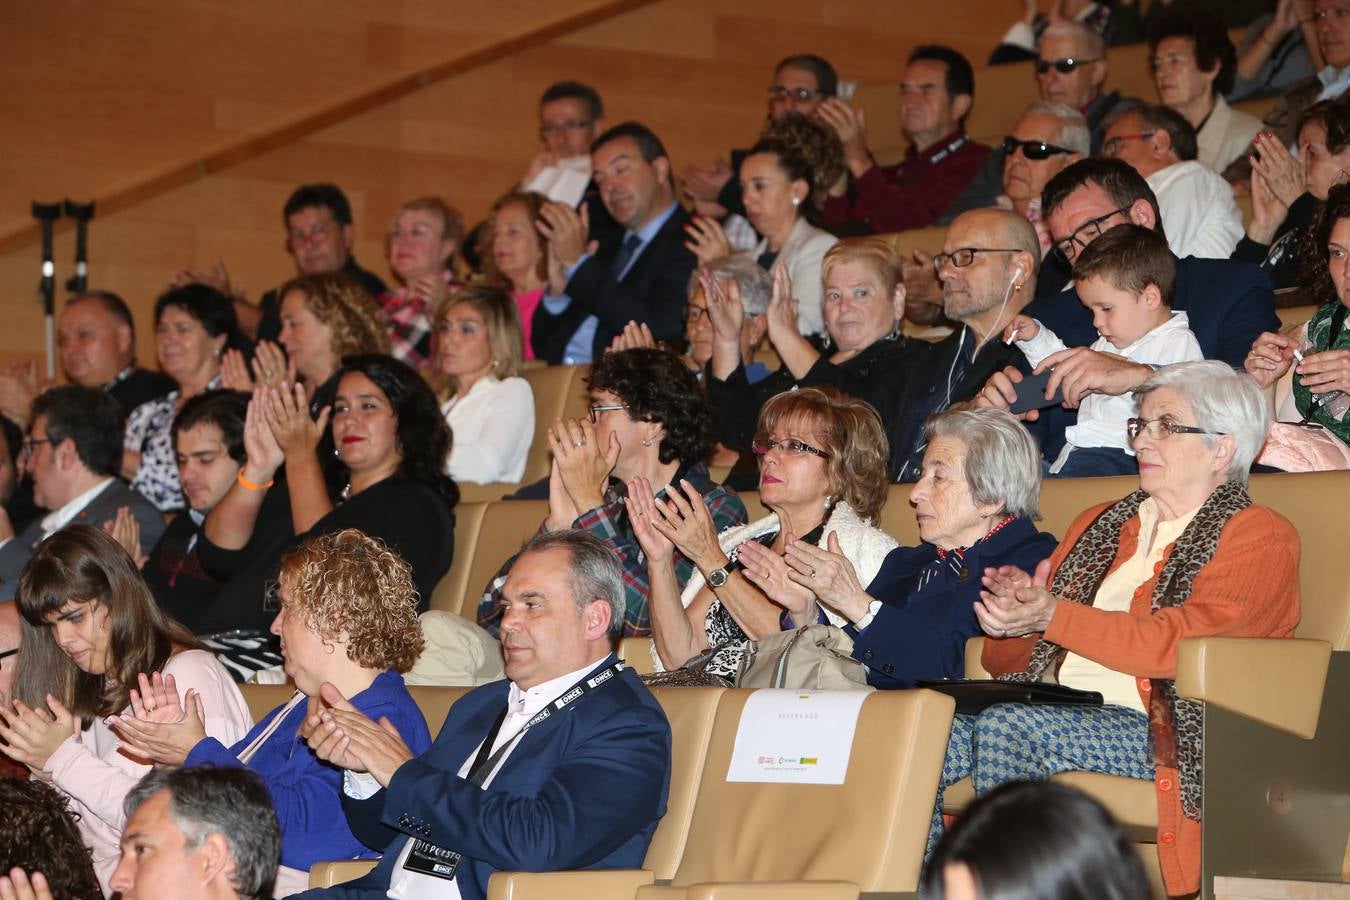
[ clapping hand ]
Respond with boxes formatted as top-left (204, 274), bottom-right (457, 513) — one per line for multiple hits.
top-left (250, 341), bottom-right (296, 390)
top-left (547, 417), bottom-right (619, 516)
top-left (624, 476), bottom-right (674, 565)
top-left (0, 869), bottom-right (53, 900)
top-left (638, 479), bottom-right (727, 574)
top-left (102, 506), bottom-right (147, 568)
top-left (974, 559), bottom-right (1057, 638)
top-left (109, 673), bottom-right (206, 765)
top-left (781, 531), bottom-right (870, 622)
top-left (606, 320), bottom-right (657, 355)
top-left (0, 695), bottom-right (77, 771)
top-left (264, 382), bottom-right (330, 460)
top-left (302, 683), bottom-right (412, 787)
top-left (683, 216), bottom-right (733, 265)
top-left (738, 536), bottom-right (816, 618)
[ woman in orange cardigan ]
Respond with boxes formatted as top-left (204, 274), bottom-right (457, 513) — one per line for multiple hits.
top-left (937, 361), bottom-right (1301, 898)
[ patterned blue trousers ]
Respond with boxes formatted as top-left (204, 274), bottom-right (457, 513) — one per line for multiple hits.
top-left (927, 703), bottom-right (1154, 857)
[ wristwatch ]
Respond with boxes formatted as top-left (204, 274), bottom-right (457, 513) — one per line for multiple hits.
top-left (706, 566), bottom-right (731, 588)
top-left (853, 599), bottom-right (883, 631)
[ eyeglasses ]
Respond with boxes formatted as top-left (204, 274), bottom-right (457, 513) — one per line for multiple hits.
top-left (539, 119), bottom-right (593, 137)
top-left (1126, 416), bottom-right (1227, 441)
top-left (751, 436), bottom-right (830, 459)
top-left (685, 305), bottom-right (709, 323)
top-left (932, 247), bottom-right (1023, 272)
top-left (287, 221), bottom-right (334, 245)
top-left (1002, 136), bottom-right (1074, 161)
top-left (1035, 57), bottom-right (1100, 75)
top-left (1102, 131), bottom-right (1157, 158)
top-left (588, 404), bottom-right (630, 423)
top-left (1052, 206), bottom-right (1131, 263)
top-left (20, 437), bottom-right (51, 458)
top-left (768, 86), bottom-right (822, 102)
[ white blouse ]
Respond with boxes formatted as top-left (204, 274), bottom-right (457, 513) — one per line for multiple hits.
top-left (441, 376), bottom-right (535, 484)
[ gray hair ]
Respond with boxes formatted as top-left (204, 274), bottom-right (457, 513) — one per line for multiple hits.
top-left (1133, 361), bottom-right (1269, 485)
top-left (124, 767), bottom-right (280, 900)
top-left (924, 407), bottom-right (1043, 520)
top-left (520, 529), bottom-right (626, 637)
top-left (687, 254), bottom-right (773, 316)
top-left (1042, 19), bottom-right (1106, 59)
top-left (1023, 101), bottom-right (1091, 157)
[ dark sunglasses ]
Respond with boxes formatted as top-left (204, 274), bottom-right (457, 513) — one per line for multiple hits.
top-left (1035, 57), bottom-right (1099, 75)
top-left (1001, 136), bottom-right (1074, 161)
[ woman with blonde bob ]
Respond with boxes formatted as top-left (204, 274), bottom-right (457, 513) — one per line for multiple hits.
top-left (434, 285), bottom-right (536, 483)
top-left (0, 525), bottom-right (250, 891)
top-left (112, 528), bottom-right (433, 898)
top-left (630, 386), bottom-right (898, 677)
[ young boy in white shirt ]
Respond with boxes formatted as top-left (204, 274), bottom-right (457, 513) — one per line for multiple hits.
top-left (1004, 223), bottom-right (1203, 477)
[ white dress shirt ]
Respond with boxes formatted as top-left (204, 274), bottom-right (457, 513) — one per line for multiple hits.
top-left (440, 377), bottom-right (535, 484)
top-left (1016, 312), bottom-right (1203, 465)
top-left (1146, 160), bottom-right (1243, 260)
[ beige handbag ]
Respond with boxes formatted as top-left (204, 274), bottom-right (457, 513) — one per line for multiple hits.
top-left (736, 625), bottom-right (871, 691)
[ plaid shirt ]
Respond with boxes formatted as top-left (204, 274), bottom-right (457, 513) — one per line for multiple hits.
top-left (377, 278), bottom-right (463, 368)
top-left (477, 463), bottom-right (747, 637)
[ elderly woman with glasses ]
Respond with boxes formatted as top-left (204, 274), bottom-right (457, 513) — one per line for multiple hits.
top-left (935, 361), bottom-right (1300, 898)
top-left (476, 348), bottom-right (747, 638)
top-left (629, 386), bottom-right (899, 678)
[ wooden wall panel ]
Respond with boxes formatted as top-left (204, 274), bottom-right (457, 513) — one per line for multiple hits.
top-left (0, 0), bottom-right (1018, 370)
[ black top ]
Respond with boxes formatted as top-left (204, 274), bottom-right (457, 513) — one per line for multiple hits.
top-left (144, 512), bottom-right (224, 634)
top-left (1231, 191), bottom-right (1319, 292)
top-left (108, 367), bottom-right (176, 419)
top-left (196, 476), bottom-right (456, 632)
top-left (255, 256), bottom-right (389, 344)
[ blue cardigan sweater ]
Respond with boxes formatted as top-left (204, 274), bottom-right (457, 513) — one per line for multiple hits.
top-left (185, 669), bottom-right (432, 870)
top-left (846, 517), bottom-right (1059, 688)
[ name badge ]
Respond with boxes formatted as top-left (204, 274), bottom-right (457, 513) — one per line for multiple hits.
top-left (402, 839), bottom-right (462, 881)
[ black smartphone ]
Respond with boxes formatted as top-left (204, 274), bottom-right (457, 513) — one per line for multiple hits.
top-left (1009, 370), bottom-right (1064, 414)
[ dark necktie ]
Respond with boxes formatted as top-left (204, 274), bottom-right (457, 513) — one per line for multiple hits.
top-left (611, 233), bottom-right (642, 280)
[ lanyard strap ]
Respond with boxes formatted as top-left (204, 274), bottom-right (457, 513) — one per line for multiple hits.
top-left (465, 660), bottom-right (626, 788)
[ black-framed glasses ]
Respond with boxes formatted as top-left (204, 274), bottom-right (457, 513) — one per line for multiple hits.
top-left (20, 437), bottom-right (51, 458)
top-left (1002, 136), bottom-right (1074, 161)
top-left (1052, 206), bottom-right (1132, 263)
top-left (539, 119), bottom-right (592, 137)
top-left (588, 404), bottom-right (629, 423)
top-left (751, 436), bottom-right (830, 459)
top-left (684, 304), bottom-right (709, 323)
top-left (1102, 131), bottom-right (1157, 158)
top-left (1035, 57), bottom-right (1100, 75)
top-left (933, 247), bottom-right (1023, 272)
top-left (768, 86), bottom-right (822, 102)
top-left (0, 647), bottom-right (16, 664)
top-left (1126, 416), bottom-right (1227, 441)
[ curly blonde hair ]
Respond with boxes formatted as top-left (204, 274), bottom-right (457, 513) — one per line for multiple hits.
top-left (756, 386), bottom-right (891, 523)
top-left (278, 529), bottom-right (424, 673)
top-left (279, 273), bottom-right (392, 361)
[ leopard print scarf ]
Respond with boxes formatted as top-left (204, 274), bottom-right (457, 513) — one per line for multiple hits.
top-left (998, 480), bottom-right (1252, 820)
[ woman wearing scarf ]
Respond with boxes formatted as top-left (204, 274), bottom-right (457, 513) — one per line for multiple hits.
top-left (938, 361), bottom-right (1301, 898)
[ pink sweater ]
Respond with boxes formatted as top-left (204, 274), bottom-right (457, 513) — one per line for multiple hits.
top-left (44, 649), bottom-right (252, 893)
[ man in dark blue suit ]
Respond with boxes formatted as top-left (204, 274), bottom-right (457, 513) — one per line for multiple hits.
top-left (533, 122), bottom-right (697, 364)
top-left (296, 530), bottom-right (671, 900)
top-left (975, 159), bottom-right (1279, 458)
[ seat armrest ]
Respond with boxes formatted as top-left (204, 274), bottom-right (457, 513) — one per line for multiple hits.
top-left (309, 859), bottom-right (379, 888)
top-left (963, 636), bottom-right (990, 679)
top-left (1175, 637), bottom-right (1331, 739)
top-left (487, 869), bottom-right (655, 900)
top-left (683, 881), bottom-right (861, 900)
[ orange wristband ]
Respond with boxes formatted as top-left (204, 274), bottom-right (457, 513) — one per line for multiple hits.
top-left (237, 470), bottom-right (274, 491)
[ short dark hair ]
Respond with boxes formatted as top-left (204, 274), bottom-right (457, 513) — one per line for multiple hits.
top-left (31, 385), bottom-right (124, 477)
top-left (1073, 223), bottom-right (1177, 305)
top-left (1148, 10), bottom-right (1238, 97)
top-left (0, 779), bottom-right (102, 900)
top-left (908, 45), bottom-right (976, 100)
top-left (586, 348), bottom-right (714, 467)
top-left (1135, 102), bottom-right (1198, 162)
top-left (774, 54), bottom-right (839, 97)
top-left (153, 282), bottom-right (239, 343)
top-left (68, 289), bottom-right (136, 345)
top-left (590, 121), bottom-right (670, 164)
top-left (1298, 97), bottom-right (1350, 156)
top-left (125, 767), bottom-right (280, 900)
top-left (922, 781), bottom-right (1151, 900)
top-left (1041, 158), bottom-right (1165, 234)
top-left (540, 80), bottom-right (604, 121)
top-left (282, 183), bottom-right (353, 227)
top-left (173, 389), bottom-right (249, 465)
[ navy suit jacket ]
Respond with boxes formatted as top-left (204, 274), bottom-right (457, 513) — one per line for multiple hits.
top-left (1020, 255), bottom-right (1280, 459)
top-left (847, 517), bottom-right (1059, 689)
top-left (533, 207), bottom-right (697, 363)
top-left (298, 656), bottom-right (671, 900)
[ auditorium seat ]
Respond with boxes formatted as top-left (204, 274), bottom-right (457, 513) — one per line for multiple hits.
top-left (428, 500), bottom-right (488, 614)
top-left (522, 365), bottom-right (582, 484)
top-left (620, 636), bottom-right (657, 675)
top-left (666, 882), bottom-right (859, 900)
top-left (1276, 304), bottom-right (1318, 330)
top-left (458, 499), bottom-right (550, 620)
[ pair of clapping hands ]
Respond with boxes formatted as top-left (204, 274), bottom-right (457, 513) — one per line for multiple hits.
top-left (976, 560), bottom-right (1058, 639)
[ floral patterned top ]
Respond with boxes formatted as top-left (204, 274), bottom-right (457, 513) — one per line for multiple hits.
top-left (125, 377), bottom-right (219, 511)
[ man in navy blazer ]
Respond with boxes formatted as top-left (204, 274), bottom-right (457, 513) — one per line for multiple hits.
top-left (296, 529), bottom-right (671, 900)
top-left (533, 122), bottom-right (696, 364)
top-left (974, 159), bottom-right (1279, 458)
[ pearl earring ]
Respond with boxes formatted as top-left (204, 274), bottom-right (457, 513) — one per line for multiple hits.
top-left (791, 196), bottom-right (801, 207)
top-left (642, 437), bottom-right (653, 447)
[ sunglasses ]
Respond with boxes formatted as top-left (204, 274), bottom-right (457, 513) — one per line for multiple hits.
top-left (1035, 57), bottom-right (1100, 75)
top-left (1001, 136), bottom-right (1074, 161)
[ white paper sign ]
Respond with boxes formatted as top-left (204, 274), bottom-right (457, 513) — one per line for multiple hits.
top-left (523, 155), bottom-right (592, 208)
top-left (725, 689), bottom-right (870, 785)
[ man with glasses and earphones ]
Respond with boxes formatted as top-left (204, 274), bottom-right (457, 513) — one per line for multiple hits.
top-left (975, 158), bottom-right (1278, 463)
